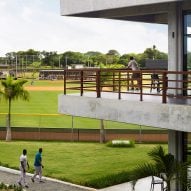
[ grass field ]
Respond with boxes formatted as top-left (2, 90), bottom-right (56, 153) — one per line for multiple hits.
top-left (0, 79), bottom-right (167, 188)
top-left (0, 141), bottom-right (167, 188)
top-left (0, 80), bottom-right (157, 130)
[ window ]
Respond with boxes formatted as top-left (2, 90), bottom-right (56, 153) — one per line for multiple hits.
top-left (183, 13), bottom-right (191, 71)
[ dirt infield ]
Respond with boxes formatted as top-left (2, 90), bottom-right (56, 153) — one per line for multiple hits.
top-left (25, 86), bottom-right (64, 91)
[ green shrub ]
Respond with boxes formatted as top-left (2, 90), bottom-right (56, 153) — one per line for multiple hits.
top-left (106, 140), bottom-right (135, 148)
top-left (0, 183), bottom-right (22, 191)
top-left (84, 171), bottom-right (133, 189)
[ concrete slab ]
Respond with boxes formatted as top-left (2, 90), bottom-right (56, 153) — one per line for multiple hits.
top-left (99, 176), bottom-right (166, 191)
top-left (0, 166), bottom-right (166, 191)
top-left (0, 166), bottom-right (96, 191)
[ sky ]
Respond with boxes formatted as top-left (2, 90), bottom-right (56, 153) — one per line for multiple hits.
top-left (0, 0), bottom-right (168, 56)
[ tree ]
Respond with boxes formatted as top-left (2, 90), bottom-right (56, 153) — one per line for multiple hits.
top-left (61, 51), bottom-right (86, 67)
top-left (106, 49), bottom-right (120, 65)
top-left (107, 49), bottom-right (120, 56)
top-left (31, 61), bottom-right (41, 83)
top-left (143, 46), bottom-right (168, 60)
top-left (0, 76), bottom-right (30, 141)
top-left (131, 145), bottom-right (190, 191)
top-left (84, 51), bottom-right (105, 66)
top-left (41, 51), bottom-right (59, 68)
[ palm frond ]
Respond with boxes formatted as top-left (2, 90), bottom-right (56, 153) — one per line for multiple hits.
top-left (131, 163), bottom-right (157, 186)
top-left (0, 77), bottom-right (29, 101)
top-left (131, 145), bottom-right (190, 191)
top-left (0, 76), bottom-right (30, 141)
top-left (148, 145), bottom-right (166, 163)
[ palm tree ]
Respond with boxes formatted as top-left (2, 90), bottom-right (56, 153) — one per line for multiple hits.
top-left (131, 145), bottom-right (190, 191)
top-left (0, 76), bottom-right (29, 141)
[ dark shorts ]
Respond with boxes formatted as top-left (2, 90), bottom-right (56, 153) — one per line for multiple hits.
top-left (132, 72), bottom-right (141, 79)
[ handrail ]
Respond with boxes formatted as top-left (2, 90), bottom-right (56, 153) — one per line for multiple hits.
top-left (63, 68), bottom-right (191, 104)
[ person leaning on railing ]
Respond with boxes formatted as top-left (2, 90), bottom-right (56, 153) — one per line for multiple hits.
top-left (126, 56), bottom-right (141, 90)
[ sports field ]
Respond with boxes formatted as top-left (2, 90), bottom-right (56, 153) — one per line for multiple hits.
top-left (0, 79), bottom-right (166, 188)
top-left (0, 79), bottom-right (156, 130)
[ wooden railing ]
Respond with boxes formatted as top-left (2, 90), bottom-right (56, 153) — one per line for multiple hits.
top-left (63, 68), bottom-right (191, 104)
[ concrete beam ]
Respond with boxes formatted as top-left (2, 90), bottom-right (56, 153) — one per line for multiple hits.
top-left (60, 0), bottom-right (179, 16)
top-left (58, 95), bottom-right (191, 132)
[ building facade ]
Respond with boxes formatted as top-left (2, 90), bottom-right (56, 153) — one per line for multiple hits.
top-left (59, 1), bottom-right (191, 190)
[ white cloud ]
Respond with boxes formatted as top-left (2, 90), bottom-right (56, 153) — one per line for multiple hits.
top-left (0, 0), bottom-right (168, 56)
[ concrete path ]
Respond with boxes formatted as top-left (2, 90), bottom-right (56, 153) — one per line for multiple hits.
top-left (0, 166), bottom-right (96, 191)
top-left (99, 176), bottom-right (165, 191)
top-left (0, 166), bottom-right (165, 191)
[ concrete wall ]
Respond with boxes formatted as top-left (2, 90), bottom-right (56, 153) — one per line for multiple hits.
top-left (58, 95), bottom-right (191, 132)
top-left (0, 128), bottom-right (167, 142)
top-left (60, 0), bottom-right (179, 16)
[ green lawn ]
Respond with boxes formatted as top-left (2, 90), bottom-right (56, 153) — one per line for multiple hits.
top-left (25, 79), bottom-right (64, 87)
top-left (0, 80), bottom-right (157, 130)
top-left (0, 141), bottom-right (167, 188)
top-left (0, 79), bottom-right (166, 188)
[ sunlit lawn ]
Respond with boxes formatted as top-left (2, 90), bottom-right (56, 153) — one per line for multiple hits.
top-left (0, 141), bottom-right (167, 188)
top-left (0, 79), bottom-right (167, 188)
top-left (25, 79), bottom-right (64, 87)
top-left (0, 80), bottom-right (157, 130)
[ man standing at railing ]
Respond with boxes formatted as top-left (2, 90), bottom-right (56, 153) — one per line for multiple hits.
top-left (126, 56), bottom-right (141, 90)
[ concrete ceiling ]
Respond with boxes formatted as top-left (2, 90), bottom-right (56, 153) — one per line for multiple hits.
top-left (60, 1), bottom-right (174, 24)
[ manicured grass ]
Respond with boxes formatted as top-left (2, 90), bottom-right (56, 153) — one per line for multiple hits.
top-left (0, 80), bottom-right (159, 130)
top-left (0, 141), bottom-right (167, 188)
top-left (0, 84), bottom-right (157, 129)
top-left (25, 80), bottom-right (64, 87)
top-left (0, 90), bottom-right (62, 114)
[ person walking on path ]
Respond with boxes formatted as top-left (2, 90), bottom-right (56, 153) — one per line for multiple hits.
top-left (127, 56), bottom-right (141, 90)
top-left (31, 148), bottom-right (44, 183)
top-left (18, 149), bottom-right (30, 188)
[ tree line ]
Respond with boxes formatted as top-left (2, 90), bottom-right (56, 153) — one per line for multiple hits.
top-left (0, 46), bottom-right (168, 69)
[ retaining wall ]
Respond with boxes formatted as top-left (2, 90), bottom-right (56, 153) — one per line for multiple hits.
top-left (0, 127), bottom-right (168, 143)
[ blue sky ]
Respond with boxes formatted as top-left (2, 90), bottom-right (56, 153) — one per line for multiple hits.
top-left (0, 0), bottom-right (168, 56)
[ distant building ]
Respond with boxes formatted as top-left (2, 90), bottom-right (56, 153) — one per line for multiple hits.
top-left (39, 70), bottom-right (65, 80)
top-left (73, 64), bottom-right (84, 69)
top-left (145, 59), bottom-right (168, 70)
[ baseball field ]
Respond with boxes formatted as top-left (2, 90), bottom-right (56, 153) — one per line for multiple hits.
top-left (0, 79), bottom-right (155, 130)
top-left (0, 79), bottom-right (166, 188)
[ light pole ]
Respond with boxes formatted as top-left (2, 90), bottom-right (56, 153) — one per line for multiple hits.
top-left (153, 45), bottom-right (156, 60)
top-left (65, 56), bottom-right (68, 69)
top-left (87, 56), bottom-right (90, 67)
top-left (59, 55), bottom-right (61, 68)
top-left (15, 54), bottom-right (18, 78)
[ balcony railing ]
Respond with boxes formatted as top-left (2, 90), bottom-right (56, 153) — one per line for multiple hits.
top-left (63, 68), bottom-right (191, 104)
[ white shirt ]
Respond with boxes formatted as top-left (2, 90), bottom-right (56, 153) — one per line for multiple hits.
top-left (20, 154), bottom-right (27, 169)
top-left (127, 60), bottom-right (140, 71)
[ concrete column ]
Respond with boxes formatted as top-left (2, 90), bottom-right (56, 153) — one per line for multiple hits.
top-left (168, 130), bottom-right (184, 161)
top-left (168, 130), bottom-right (185, 191)
top-left (168, 2), bottom-right (183, 95)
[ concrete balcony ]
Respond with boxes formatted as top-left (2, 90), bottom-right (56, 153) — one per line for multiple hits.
top-left (58, 69), bottom-right (191, 132)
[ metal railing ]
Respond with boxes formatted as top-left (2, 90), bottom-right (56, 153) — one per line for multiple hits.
top-left (63, 68), bottom-right (191, 104)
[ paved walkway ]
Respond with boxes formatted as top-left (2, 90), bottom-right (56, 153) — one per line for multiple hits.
top-left (0, 166), bottom-right (165, 191)
top-left (0, 166), bottom-right (96, 191)
top-left (99, 176), bottom-right (165, 191)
